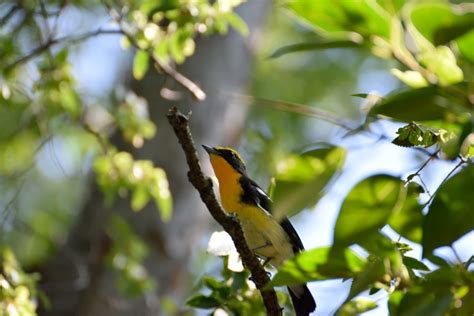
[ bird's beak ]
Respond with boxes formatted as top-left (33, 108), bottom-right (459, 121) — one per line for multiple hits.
top-left (202, 145), bottom-right (218, 155)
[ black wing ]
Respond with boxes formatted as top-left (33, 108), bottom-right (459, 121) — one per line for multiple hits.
top-left (239, 176), bottom-right (305, 253)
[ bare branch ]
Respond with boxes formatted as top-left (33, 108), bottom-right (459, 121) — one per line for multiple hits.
top-left (166, 107), bottom-right (281, 315)
top-left (423, 158), bottom-right (468, 207)
top-left (104, 3), bottom-right (206, 101)
top-left (5, 29), bottom-right (123, 71)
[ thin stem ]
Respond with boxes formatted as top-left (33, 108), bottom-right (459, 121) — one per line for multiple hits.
top-left (5, 29), bottom-right (123, 71)
top-left (104, 2), bottom-right (206, 101)
top-left (423, 158), bottom-right (467, 207)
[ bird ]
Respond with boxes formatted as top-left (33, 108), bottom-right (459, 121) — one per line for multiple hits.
top-left (202, 145), bottom-right (316, 316)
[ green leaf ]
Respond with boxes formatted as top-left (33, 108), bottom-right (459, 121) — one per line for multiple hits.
top-left (390, 69), bottom-right (428, 88)
top-left (422, 165), bottom-right (474, 256)
top-left (272, 146), bottom-right (345, 219)
top-left (403, 256), bottom-right (430, 272)
top-left (287, 0), bottom-right (390, 39)
top-left (347, 257), bottom-right (386, 301)
top-left (186, 294), bottom-right (220, 309)
top-left (388, 290), bottom-right (404, 316)
top-left (398, 288), bottom-right (453, 316)
top-left (224, 12), bottom-right (249, 35)
top-left (150, 168), bottom-right (173, 222)
top-left (388, 182), bottom-right (424, 243)
top-left (369, 86), bottom-right (461, 122)
top-left (337, 298), bottom-right (377, 316)
top-left (457, 30), bottom-right (474, 63)
top-left (334, 175), bottom-right (402, 248)
top-left (133, 50), bottom-right (150, 80)
top-left (410, 2), bottom-right (474, 45)
top-left (418, 46), bottom-right (464, 86)
top-left (269, 38), bottom-right (362, 59)
top-left (392, 122), bottom-right (439, 149)
top-left (131, 186), bottom-right (150, 211)
top-left (426, 254), bottom-right (450, 267)
top-left (269, 247), bottom-right (366, 287)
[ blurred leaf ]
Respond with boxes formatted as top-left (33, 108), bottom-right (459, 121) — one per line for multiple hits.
top-left (334, 175), bottom-right (402, 248)
top-left (369, 86), bottom-right (462, 122)
top-left (418, 46), bottom-right (464, 86)
top-left (269, 38), bottom-right (362, 58)
top-left (186, 294), bottom-right (220, 309)
top-left (0, 131), bottom-right (38, 175)
top-left (390, 69), bottom-right (428, 88)
top-left (337, 298), bottom-right (377, 316)
top-left (272, 148), bottom-right (342, 214)
top-left (0, 247), bottom-right (40, 315)
top-left (131, 186), bottom-right (150, 211)
top-left (423, 165), bottom-right (474, 256)
top-left (347, 257), bottom-right (386, 301)
top-left (388, 182), bottom-right (424, 243)
top-left (272, 146), bottom-right (345, 219)
top-left (269, 247), bottom-right (366, 287)
top-left (457, 30), bottom-right (474, 63)
top-left (287, 0), bottom-right (390, 39)
top-left (410, 2), bottom-right (474, 45)
top-left (398, 288), bottom-right (453, 316)
top-left (133, 50), bottom-right (150, 80)
top-left (150, 168), bottom-right (173, 222)
top-left (224, 12), bottom-right (249, 35)
top-left (403, 256), bottom-right (430, 272)
top-left (107, 215), bottom-right (155, 297)
top-left (388, 290), bottom-right (404, 316)
top-left (426, 254), bottom-right (450, 268)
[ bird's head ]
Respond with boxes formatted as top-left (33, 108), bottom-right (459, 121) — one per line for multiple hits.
top-left (202, 145), bottom-right (246, 175)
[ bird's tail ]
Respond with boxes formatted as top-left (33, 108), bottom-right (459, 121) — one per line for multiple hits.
top-left (288, 284), bottom-right (316, 316)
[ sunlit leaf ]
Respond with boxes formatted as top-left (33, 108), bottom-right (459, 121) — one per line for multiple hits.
top-left (369, 86), bottom-right (462, 122)
top-left (269, 38), bottom-right (362, 59)
top-left (150, 168), bottom-right (173, 222)
top-left (457, 30), bottom-right (474, 63)
top-left (422, 165), bottom-right (474, 256)
top-left (337, 298), bottom-right (377, 316)
top-left (133, 50), bottom-right (150, 80)
top-left (388, 182), bottom-right (424, 243)
top-left (390, 69), bottom-right (428, 88)
top-left (287, 0), bottom-right (390, 39)
top-left (224, 12), bottom-right (249, 35)
top-left (186, 294), bottom-right (220, 309)
top-left (269, 247), bottom-right (366, 287)
top-left (398, 287), bottom-right (453, 316)
top-left (348, 257), bottom-right (386, 301)
top-left (334, 175), bottom-right (402, 248)
top-left (131, 186), bottom-right (150, 211)
top-left (272, 146), bottom-right (345, 219)
top-left (410, 2), bottom-right (474, 45)
top-left (418, 46), bottom-right (464, 86)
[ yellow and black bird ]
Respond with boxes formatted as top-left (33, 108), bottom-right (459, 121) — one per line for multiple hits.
top-left (203, 145), bottom-right (316, 316)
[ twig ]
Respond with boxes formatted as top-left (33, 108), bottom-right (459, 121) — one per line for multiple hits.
top-left (423, 158), bottom-right (468, 206)
top-left (5, 29), bottom-right (123, 71)
top-left (0, 4), bottom-right (19, 25)
top-left (166, 107), bottom-right (281, 315)
top-left (406, 150), bottom-right (439, 195)
top-left (104, 2), bottom-right (206, 101)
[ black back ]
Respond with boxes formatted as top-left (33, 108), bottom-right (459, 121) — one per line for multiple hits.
top-left (239, 176), bottom-right (305, 253)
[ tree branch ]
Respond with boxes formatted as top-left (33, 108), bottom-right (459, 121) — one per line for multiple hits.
top-left (104, 2), bottom-right (206, 101)
top-left (5, 29), bottom-right (123, 71)
top-left (166, 107), bottom-right (281, 315)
